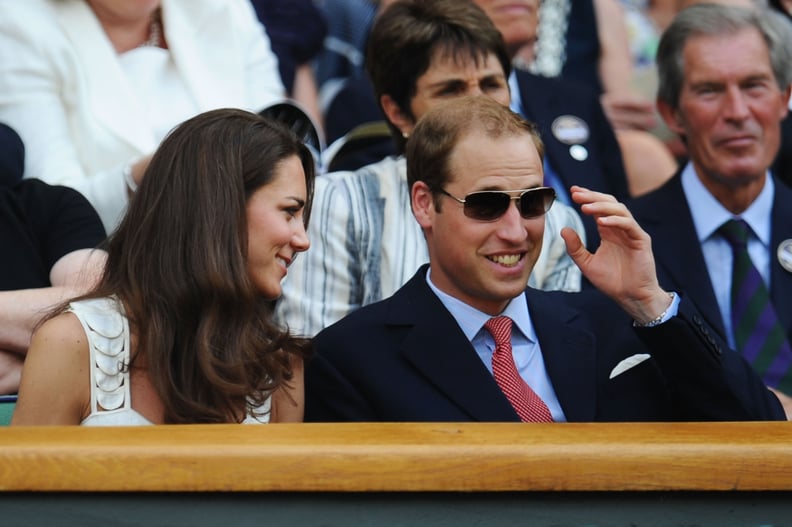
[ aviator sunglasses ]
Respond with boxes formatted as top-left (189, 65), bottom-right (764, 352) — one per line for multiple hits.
top-left (435, 186), bottom-right (556, 221)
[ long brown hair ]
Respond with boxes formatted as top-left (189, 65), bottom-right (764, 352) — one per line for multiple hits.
top-left (72, 108), bottom-right (315, 423)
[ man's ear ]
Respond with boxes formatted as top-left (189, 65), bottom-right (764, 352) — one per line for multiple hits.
top-left (657, 97), bottom-right (686, 136)
top-left (380, 94), bottom-right (414, 137)
top-left (411, 181), bottom-right (435, 229)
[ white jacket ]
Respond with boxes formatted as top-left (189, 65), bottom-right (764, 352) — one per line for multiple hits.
top-left (0, 0), bottom-right (284, 231)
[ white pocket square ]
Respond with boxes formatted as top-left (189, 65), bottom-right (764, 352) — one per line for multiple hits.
top-left (609, 353), bottom-right (651, 379)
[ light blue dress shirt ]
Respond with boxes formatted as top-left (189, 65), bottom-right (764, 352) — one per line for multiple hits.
top-left (681, 163), bottom-right (774, 348)
top-left (426, 267), bottom-right (567, 421)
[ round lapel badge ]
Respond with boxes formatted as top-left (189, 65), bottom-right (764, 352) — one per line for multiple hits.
top-left (778, 239), bottom-right (792, 273)
top-left (551, 115), bottom-right (590, 145)
top-left (569, 144), bottom-right (588, 161)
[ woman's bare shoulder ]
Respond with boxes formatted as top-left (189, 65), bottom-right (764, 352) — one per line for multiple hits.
top-left (12, 312), bottom-right (91, 425)
top-left (270, 355), bottom-right (304, 423)
top-left (34, 311), bottom-right (88, 344)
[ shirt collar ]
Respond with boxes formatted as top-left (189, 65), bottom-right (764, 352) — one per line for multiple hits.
top-left (508, 71), bottom-right (522, 115)
top-left (681, 162), bottom-right (774, 246)
top-left (425, 267), bottom-right (537, 343)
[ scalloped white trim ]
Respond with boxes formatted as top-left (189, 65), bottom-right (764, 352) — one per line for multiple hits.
top-left (69, 297), bottom-right (130, 413)
top-left (70, 297), bottom-right (271, 425)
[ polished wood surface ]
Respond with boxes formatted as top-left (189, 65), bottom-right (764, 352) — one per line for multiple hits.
top-left (0, 422), bottom-right (790, 492)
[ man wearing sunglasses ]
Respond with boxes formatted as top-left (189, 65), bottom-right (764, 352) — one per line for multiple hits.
top-left (304, 95), bottom-right (784, 423)
top-left (276, 0), bottom-right (584, 338)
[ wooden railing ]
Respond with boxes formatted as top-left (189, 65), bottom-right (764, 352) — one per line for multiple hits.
top-left (1, 422), bottom-right (791, 492)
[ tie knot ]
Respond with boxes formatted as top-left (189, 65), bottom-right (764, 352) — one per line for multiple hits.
top-left (719, 219), bottom-right (751, 248)
top-left (484, 316), bottom-right (513, 347)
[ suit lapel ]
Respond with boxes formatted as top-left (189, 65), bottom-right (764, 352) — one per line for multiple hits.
top-left (53, 1), bottom-right (154, 153)
top-left (633, 174), bottom-right (727, 338)
top-left (390, 272), bottom-right (599, 422)
top-left (392, 271), bottom-right (520, 421)
top-left (526, 290), bottom-right (597, 421)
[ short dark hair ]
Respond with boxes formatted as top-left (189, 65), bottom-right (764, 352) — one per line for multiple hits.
top-left (406, 95), bottom-right (543, 210)
top-left (657, 3), bottom-right (792, 109)
top-left (366, 0), bottom-right (511, 151)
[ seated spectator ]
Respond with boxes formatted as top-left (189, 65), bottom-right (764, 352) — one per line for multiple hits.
top-left (526, 0), bottom-right (678, 196)
top-left (305, 95), bottom-right (784, 423)
top-left (530, 0), bottom-right (653, 131)
top-left (629, 3), bottom-right (792, 417)
top-left (276, 0), bottom-right (585, 338)
top-left (0, 125), bottom-right (106, 395)
top-left (0, 0), bottom-right (285, 232)
top-left (12, 109), bottom-right (314, 425)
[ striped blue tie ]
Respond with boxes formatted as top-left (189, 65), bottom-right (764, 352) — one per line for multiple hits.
top-left (720, 219), bottom-right (792, 392)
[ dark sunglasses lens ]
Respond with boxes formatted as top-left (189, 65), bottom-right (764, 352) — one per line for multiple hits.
top-left (519, 188), bottom-right (555, 218)
top-left (464, 192), bottom-right (510, 220)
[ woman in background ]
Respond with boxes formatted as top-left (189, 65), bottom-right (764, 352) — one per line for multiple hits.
top-left (12, 108), bottom-right (314, 425)
top-left (0, 0), bottom-right (285, 231)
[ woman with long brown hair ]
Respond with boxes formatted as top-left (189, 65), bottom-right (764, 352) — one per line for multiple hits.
top-left (12, 108), bottom-right (314, 425)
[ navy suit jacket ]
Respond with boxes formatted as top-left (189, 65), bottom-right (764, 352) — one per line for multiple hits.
top-left (305, 266), bottom-right (783, 422)
top-left (515, 70), bottom-right (629, 248)
top-left (629, 172), bottom-right (792, 350)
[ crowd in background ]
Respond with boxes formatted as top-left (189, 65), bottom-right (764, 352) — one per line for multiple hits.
top-left (0, 0), bottom-right (791, 425)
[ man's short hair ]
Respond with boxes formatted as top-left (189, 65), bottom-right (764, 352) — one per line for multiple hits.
top-left (406, 95), bottom-right (543, 210)
top-left (657, 3), bottom-right (792, 109)
top-left (366, 0), bottom-right (511, 150)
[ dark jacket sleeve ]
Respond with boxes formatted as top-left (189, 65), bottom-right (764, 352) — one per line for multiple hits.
top-left (634, 295), bottom-right (785, 421)
top-left (569, 289), bottom-right (784, 421)
top-left (305, 331), bottom-right (380, 422)
top-left (20, 179), bottom-right (106, 271)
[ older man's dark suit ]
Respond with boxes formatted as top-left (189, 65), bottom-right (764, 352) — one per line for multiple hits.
top-left (629, 172), bottom-right (792, 353)
top-left (305, 266), bottom-right (783, 422)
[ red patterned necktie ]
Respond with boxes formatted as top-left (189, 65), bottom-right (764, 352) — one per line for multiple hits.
top-left (484, 316), bottom-right (553, 422)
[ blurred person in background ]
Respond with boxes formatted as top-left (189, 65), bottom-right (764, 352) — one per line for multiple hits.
top-left (0, 0), bottom-right (285, 232)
